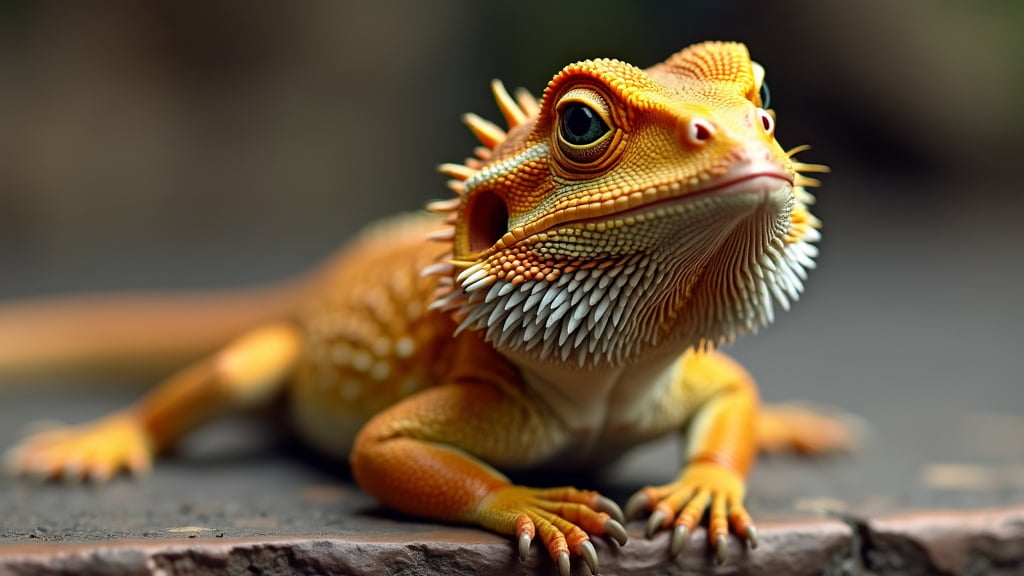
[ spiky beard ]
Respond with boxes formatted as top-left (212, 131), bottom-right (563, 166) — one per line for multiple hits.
top-left (442, 183), bottom-right (818, 369)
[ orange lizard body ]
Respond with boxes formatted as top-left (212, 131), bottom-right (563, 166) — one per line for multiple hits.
top-left (5, 42), bottom-right (850, 574)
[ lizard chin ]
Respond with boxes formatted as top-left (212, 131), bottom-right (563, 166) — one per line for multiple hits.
top-left (449, 175), bottom-right (817, 369)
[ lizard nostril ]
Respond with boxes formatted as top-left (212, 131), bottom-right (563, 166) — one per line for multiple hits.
top-left (685, 118), bottom-right (716, 146)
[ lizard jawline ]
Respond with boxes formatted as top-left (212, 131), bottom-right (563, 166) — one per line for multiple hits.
top-left (451, 178), bottom-right (816, 369)
top-left (531, 171), bottom-right (795, 238)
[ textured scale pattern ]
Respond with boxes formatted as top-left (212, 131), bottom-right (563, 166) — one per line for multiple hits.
top-left (289, 216), bottom-right (458, 455)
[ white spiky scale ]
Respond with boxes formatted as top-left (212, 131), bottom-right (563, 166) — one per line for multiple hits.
top-left (523, 319), bottom-right (543, 342)
top-left (548, 288), bottom-right (569, 310)
top-left (534, 297), bottom-right (556, 324)
top-left (484, 282), bottom-right (504, 304)
top-left (464, 275), bottom-right (496, 293)
top-left (523, 291), bottom-right (544, 313)
top-left (420, 262), bottom-right (454, 277)
top-left (486, 300), bottom-right (507, 328)
top-left (503, 288), bottom-right (527, 311)
top-left (569, 287), bottom-right (586, 308)
top-left (456, 264), bottom-right (486, 285)
top-left (546, 300), bottom-right (571, 328)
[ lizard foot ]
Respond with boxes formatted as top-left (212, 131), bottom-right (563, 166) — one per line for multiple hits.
top-left (625, 462), bottom-right (755, 564)
top-left (475, 485), bottom-right (628, 576)
top-left (757, 402), bottom-right (867, 455)
top-left (5, 411), bottom-right (155, 483)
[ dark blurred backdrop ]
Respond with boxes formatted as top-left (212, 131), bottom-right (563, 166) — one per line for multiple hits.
top-left (1, 0), bottom-right (1023, 411)
top-left (2, 1), bottom-right (1020, 293)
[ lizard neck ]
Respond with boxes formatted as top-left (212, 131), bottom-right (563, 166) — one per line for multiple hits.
top-left (507, 346), bottom-right (680, 440)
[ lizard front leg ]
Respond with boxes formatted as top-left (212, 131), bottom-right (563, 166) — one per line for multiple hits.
top-left (350, 379), bottom-right (627, 576)
top-left (7, 322), bottom-right (302, 482)
top-left (624, 350), bottom-right (759, 564)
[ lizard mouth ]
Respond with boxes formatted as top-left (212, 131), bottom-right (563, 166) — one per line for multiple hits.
top-left (532, 168), bottom-right (794, 237)
top-left (478, 163), bottom-right (794, 255)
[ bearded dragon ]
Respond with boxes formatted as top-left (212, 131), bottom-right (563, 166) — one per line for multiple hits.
top-left (5, 42), bottom-right (849, 574)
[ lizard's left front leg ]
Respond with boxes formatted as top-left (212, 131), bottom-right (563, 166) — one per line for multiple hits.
top-left (350, 380), bottom-right (627, 576)
top-left (625, 350), bottom-right (759, 563)
top-left (7, 322), bottom-right (302, 482)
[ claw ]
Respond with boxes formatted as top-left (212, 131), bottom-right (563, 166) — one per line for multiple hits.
top-left (746, 525), bottom-right (759, 549)
top-left (126, 450), bottom-right (153, 478)
top-left (518, 531), bottom-right (532, 562)
top-left (604, 519), bottom-right (628, 546)
top-left (557, 551), bottom-right (571, 576)
top-left (87, 462), bottom-right (115, 485)
top-left (580, 541), bottom-right (599, 575)
top-left (645, 509), bottom-right (667, 538)
top-left (715, 534), bottom-right (728, 565)
top-left (624, 491), bottom-right (649, 519)
top-left (670, 525), bottom-right (689, 556)
top-left (596, 495), bottom-right (625, 524)
top-left (63, 459), bottom-right (86, 483)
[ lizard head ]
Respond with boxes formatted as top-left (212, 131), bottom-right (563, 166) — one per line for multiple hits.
top-left (425, 41), bottom-right (825, 368)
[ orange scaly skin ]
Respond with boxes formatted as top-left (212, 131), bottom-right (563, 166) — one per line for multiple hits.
top-left (6, 42), bottom-right (852, 574)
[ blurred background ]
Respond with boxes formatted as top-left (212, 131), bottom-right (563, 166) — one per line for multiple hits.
top-left (1, 0), bottom-right (1023, 511)
top-left (1, 0), bottom-right (1020, 294)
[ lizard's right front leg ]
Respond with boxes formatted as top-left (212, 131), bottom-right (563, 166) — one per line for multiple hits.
top-left (350, 380), bottom-right (627, 576)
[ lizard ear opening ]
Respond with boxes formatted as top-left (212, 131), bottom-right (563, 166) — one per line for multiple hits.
top-left (466, 189), bottom-right (509, 254)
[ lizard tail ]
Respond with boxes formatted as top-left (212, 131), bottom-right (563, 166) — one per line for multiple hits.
top-left (0, 277), bottom-right (315, 380)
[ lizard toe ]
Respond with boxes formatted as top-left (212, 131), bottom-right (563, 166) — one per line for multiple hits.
top-left (8, 412), bottom-right (154, 483)
top-left (635, 462), bottom-right (755, 560)
top-left (476, 485), bottom-right (623, 574)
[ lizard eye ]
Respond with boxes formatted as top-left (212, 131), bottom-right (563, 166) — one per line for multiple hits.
top-left (560, 103), bottom-right (609, 146)
top-left (552, 87), bottom-right (623, 173)
top-left (758, 80), bottom-right (771, 110)
top-left (555, 96), bottom-right (615, 165)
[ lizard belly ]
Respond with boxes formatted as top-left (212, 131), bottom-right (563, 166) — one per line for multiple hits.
top-left (286, 214), bottom-right (457, 458)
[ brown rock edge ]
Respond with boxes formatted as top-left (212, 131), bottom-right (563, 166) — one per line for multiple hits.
top-left (1, 507), bottom-right (1023, 576)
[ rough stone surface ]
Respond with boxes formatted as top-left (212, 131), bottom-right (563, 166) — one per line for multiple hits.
top-left (860, 507), bottom-right (1024, 576)
top-left (0, 403), bottom-right (861, 575)
top-left (8, 509), bottom-right (1024, 575)
top-left (0, 519), bottom-right (854, 576)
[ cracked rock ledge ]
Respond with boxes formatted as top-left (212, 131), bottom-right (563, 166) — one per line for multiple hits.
top-left (2, 506), bottom-right (1024, 576)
